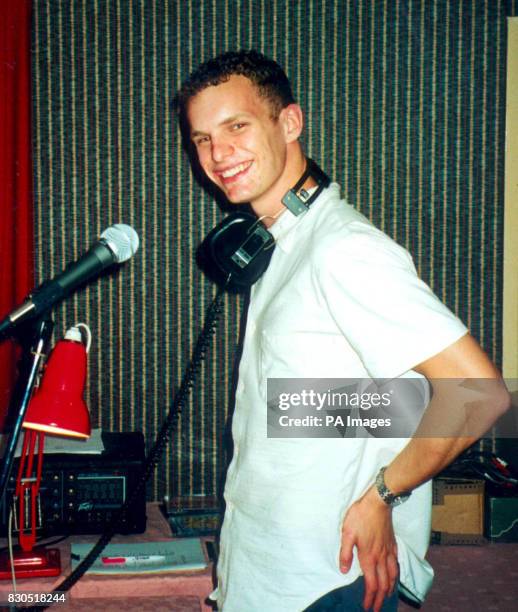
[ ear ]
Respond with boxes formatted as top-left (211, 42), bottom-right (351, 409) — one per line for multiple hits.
top-left (279, 104), bottom-right (304, 143)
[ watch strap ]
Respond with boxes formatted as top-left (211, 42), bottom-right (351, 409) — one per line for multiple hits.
top-left (375, 466), bottom-right (411, 507)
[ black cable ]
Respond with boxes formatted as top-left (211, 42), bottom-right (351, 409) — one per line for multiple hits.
top-left (24, 285), bottom-right (227, 610)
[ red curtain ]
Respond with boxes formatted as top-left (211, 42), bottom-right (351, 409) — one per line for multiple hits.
top-left (0, 1), bottom-right (34, 430)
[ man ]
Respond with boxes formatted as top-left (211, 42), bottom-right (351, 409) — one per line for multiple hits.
top-left (176, 50), bottom-right (509, 611)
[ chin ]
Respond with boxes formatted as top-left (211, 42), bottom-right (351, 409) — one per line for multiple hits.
top-left (223, 188), bottom-right (253, 205)
top-left (227, 194), bottom-right (251, 204)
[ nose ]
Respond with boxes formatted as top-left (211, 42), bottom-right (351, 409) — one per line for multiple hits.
top-left (211, 136), bottom-right (233, 163)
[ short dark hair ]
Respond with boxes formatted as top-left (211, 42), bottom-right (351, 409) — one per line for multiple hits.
top-left (175, 49), bottom-right (296, 120)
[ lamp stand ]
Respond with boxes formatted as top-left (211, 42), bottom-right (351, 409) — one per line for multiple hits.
top-left (0, 317), bottom-right (53, 507)
top-left (0, 318), bottom-right (57, 579)
top-left (0, 549), bottom-right (61, 580)
top-left (0, 429), bottom-right (61, 579)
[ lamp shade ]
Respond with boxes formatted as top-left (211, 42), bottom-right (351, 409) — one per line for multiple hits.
top-left (23, 338), bottom-right (91, 439)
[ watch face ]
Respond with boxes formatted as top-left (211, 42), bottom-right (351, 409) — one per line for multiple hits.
top-left (391, 492), bottom-right (411, 507)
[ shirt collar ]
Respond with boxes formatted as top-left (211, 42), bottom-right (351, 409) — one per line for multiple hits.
top-left (267, 183), bottom-right (340, 253)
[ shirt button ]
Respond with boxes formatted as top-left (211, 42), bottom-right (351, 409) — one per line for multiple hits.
top-left (237, 381), bottom-right (245, 394)
top-left (249, 321), bottom-right (256, 333)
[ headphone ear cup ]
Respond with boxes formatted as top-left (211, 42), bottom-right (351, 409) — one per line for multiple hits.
top-left (197, 212), bottom-right (275, 292)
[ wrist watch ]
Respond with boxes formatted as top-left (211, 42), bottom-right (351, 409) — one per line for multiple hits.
top-left (375, 466), bottom-right (411, 507)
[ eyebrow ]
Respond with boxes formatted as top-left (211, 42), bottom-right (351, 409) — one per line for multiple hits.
top-left (190, 114), bottom-right (249, 138)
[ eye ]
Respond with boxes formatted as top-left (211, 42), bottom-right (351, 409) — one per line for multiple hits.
top-left (231, 122), bottom-right (247, 131)
top-left (193, 135), bottom-right (210, 147)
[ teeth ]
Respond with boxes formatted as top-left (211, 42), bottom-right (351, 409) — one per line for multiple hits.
top-left (220, 162), bottom-right (250, 178)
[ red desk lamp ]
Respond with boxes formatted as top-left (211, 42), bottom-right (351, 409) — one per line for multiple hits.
top-left (0, 325), bottom-right (91, 579)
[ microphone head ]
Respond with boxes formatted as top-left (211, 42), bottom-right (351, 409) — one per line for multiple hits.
top-left (100, 224), bottom-right (140, 263)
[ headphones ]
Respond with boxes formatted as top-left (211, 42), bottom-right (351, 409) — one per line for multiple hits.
top-left (198, 158), bottom-right (330, 292)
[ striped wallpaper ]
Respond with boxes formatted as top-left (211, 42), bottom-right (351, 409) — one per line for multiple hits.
top-left (31, 0), bottom-right (517, 500)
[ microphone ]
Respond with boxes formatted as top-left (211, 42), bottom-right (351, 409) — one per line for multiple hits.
top-left (0, 224), bottom-right (139, 339)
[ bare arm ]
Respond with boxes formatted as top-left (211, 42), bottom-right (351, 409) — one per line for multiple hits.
top-left (339, 333), bottom-right (510, 612)
top-left (383, 333), bottom-right (510, 495)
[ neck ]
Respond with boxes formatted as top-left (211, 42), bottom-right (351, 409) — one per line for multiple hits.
top-left (250, 145), bottom-right (317, 228)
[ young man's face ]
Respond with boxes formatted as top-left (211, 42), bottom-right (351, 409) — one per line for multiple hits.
top-left (186, 75), bottom-right (291, 208)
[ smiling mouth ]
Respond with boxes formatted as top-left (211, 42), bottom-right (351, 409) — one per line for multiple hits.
top-left (216, 161), bottom-right (253, 182)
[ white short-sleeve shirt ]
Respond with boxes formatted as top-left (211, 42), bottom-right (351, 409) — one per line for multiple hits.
top-left (213, 184), bottom-right (468, 611)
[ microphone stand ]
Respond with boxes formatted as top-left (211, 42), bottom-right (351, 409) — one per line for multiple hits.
top-left (0, 317), bottom-right (54, 509)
